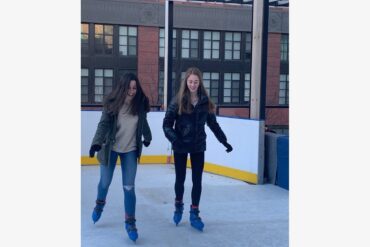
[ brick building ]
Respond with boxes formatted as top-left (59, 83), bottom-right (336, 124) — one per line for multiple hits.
top-left (81, 0), bottom-right (289, 134)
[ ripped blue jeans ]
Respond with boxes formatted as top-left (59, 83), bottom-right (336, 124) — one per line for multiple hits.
top-left (96, 150), bottom-right (137, 218)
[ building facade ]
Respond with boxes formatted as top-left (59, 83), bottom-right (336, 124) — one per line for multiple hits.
top-left (81, 0), bottom-right (289, 134)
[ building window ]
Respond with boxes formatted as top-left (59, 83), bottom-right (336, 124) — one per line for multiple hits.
top-left (173, 30), bottom-right (177, 58)
top-left (172, 71), bottom-right (179, 95)
top-left (281, 34), bottom-right (289, 62)
top-left (119, 26), bottom-right (137, 56)
top-left (81, 68), bottom-right (89, 103)
top-left (94, 24), bottom-right (113, 55)
top-left (159, 28), bottom-right (177, 58)
top-left (181, 30), bottom-right (198, 58)
top-left (279, 74), bottom-right (289, 105)
top-left (203, 72), bottom-right (219, 103)
top-left (245, 32), bottom-right (252, 60)
top-left (203, 31), bottom-right (220, 59)
top-left (94, 69), bottom-right (113, 103)
top-left (158, 71), bottom-right (164, 104)
top-left (81, 24), bottom-right (89, 55)
top-left (159, 29), bottom-right (164, 57)
top-left (225, 32), bottom-right (241, 60)
top-left (244, 73), bottom-right (251, 102)
top-left (223, 73), bottom-right (240, 103)
top-left (158, 71), bottom-right (176, 104)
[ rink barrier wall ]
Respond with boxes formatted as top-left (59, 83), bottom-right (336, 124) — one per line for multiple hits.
top-left (81, 111), bottom-right (264, 184)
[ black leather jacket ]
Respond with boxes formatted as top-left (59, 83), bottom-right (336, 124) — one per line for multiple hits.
top-left (163, 94), bottom-right (227, 153)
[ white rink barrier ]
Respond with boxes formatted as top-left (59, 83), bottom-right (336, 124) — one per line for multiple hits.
top-left (81, 111), bottom-right (264, 184)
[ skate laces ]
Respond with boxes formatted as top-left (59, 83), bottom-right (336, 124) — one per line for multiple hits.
top-left (175, 202), bottom-right (184, 213)
top-left (190, 208), bottom-right (202, 220)
top-left (125, 218), bottom-right (137, 232)
top-left (94, 200), bottom-right (105, 212)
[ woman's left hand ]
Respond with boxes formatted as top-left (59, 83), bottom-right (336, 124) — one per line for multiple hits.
top-left (222, 142), bottom-right (233, 153)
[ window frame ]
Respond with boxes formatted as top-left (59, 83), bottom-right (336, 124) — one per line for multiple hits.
top-left (94, 24), bottom-right (114, 55)
top-left (203, 72), bottom-right (220, 104)
top-left (279, 74), bottom-right (289, 105)
top-left (81, 68), bottom-right (89, 103)
top-left (81, 23), bottom-right (89, 55)
top-left (159, 28), bottom-right (177, 58)
top-left (243, 73), bottom-right (251, 103)
top-left (119, 26), bottom-right (138, 57)
top-left (280, 34), bottom-right (289, 62)
top-left (224, 32), bottom-right (241, 60)
top-left (203, 31), bottom-right (221, 60)
top-left (181, 29), bottom-right (199, 59)
top-left (223, 72), bottom-right (241, 103)
top-left (94, 69), bottom-right (114, 103)
top-left (245, 32), bottom-right (252, 60)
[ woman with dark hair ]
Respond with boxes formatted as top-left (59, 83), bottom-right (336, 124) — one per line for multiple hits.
top-left (89, 73), bottom-right (152, 242)
top-left (163, 67), bottom-right (233, 231)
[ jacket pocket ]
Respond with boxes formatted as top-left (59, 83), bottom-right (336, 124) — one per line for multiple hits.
top-left (97, 142), bottom-right (110, 165)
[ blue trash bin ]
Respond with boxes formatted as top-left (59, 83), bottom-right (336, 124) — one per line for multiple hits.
top-left (276, 135), bottom-right (289, 190)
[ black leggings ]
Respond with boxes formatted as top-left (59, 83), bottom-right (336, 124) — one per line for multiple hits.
top-left (174, 152), bottom-right (205, 206)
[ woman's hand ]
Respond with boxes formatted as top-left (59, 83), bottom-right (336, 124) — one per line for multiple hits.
top-left (222, 142), bottom-right (233, 153)
top-left (89, 144), bottom-right (101, 157)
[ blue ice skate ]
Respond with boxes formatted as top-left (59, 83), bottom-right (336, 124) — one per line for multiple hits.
top-left (125, 217), bottom-right (138, 242)
top-left (91, 200), bottom-right (105, 224)
top-left (173, 201), bottom-right (184, 225)
top-left (189, 206), bottom-right (204, 231)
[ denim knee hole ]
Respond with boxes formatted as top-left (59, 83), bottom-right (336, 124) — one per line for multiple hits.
top-left (123, 185), bottom-right (134, 191)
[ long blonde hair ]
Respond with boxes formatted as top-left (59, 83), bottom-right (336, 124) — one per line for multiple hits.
top-left (176, 67), bottom-right (215, 115)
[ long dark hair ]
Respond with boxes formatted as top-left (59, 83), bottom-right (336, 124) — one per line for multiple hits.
top-left (103, 73), bottom-right (150, 115)
top-left (176, 67), bottom-right (215, 114)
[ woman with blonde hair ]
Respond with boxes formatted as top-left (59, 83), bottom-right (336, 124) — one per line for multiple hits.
top-left (163, 67), bottom-right (232, 231)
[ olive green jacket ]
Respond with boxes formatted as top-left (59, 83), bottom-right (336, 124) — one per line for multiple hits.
top-left (91, 109), bottom-right (152, 165)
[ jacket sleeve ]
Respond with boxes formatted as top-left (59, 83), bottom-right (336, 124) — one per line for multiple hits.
top-left (91, 110), bottom-right (112, 146)
top-left (142, 113), bottom-right (152, 142)
top-left (206, 113), bottom-right (227, 144)
top-left (162, 100), bottom-right (179, 144)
